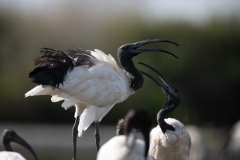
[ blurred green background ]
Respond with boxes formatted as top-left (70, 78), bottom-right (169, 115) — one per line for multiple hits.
top-left (0, 1), bottom-right (240, 160)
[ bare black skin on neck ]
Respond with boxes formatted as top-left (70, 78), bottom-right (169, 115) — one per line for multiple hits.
top-left (1, 129), bottom-right (38, 160)
top-left (117, 44), bottom-right (144, 91)
top-left (138, 62), bottom-right (181, 134)
top-left (117, 39), bottom-right (179, 91)
top-left (123, 109), bottom-right (152, 159)
top-left (157, 91), bottom-right (181, 133)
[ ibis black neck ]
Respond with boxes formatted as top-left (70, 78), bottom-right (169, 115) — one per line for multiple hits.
top-left (157, 97), bottom-right (180, 133)
top-left (118, 56), bottom-right (143, 91)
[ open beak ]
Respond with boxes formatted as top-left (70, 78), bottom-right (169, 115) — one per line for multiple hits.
top-left (118, 39), bottom-right (179, 59)
top-left (117, 39), bottom-right (179, 91)
top-left (131, 39), bottom-right (179, 59)
top-left (138, 62), bottom-right (182, 133)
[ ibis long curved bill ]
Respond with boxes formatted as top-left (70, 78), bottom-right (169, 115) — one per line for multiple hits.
top-left (129, 39), bottom-right (179, 59)
top-left (138, 62), bottom-right (191, 160)
top-left (138, 62), bottom-right (181, 132)
top-left (138, 62), bottom-right (175, 97)
top-left (1, 129), bottom-right (38, 160)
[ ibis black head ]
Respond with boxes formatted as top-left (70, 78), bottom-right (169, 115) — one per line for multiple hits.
top-left (1, 129), bottom-right (38, 160)
top-left (123, 109), bottom-right (152, 159)
top-left (117, 39), bottom-right (179, 91)
top-left (138, 62), bottom-right (182, 134)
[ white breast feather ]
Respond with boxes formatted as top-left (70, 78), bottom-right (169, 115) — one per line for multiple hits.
top-left (149, 118), bottom-right (191, 160)
top-left (60, 64), bottom-right (127, 106)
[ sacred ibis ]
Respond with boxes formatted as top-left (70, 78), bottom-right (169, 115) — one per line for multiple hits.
top-left (97, 109), bottom-right (153, 160)
top-left (139, 62), bottom-right (191, 160)
top-left (25, 39), bottom-right (178, 160)
top-left (0, 129), bottom-right (38, 160)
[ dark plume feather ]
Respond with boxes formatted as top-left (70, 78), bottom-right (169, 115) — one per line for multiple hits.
top-left (67, 48), bottom-right (92, 58)
top-left (29, 48), bottom-right (74, 88)
top-left (29, 48), bottom-right (96, 89)
top-left (68, 48), bottom-right (95, 68)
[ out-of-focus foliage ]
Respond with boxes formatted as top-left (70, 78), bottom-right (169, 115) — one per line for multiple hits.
top-left (0, 11), bottom-right (239, 128)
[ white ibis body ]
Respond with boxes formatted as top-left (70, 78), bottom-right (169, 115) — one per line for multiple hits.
top-left (97, 110), bottom-right (153, 160)
top-left (0, 151), bottom-right (27, 160)
top-left (25, 39), bottom-right (178, 160)
top-left (149, 118), bottom-right (191, 160)
top-left (139, 63), bottom-right (191, 160)
top-left (0, 129), bottom-right (38, 160)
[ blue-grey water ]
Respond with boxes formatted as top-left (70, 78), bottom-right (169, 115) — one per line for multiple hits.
top-left (0, 123), bottom-right (116, 160)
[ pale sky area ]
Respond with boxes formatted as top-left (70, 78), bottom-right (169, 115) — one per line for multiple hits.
top-left (0, 0), bottom-right (239, 24)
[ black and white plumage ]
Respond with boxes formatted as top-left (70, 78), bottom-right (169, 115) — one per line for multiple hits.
top-left (97, 109), bottom-right (153, 160)
top-left (0, 129), bottom-right (38, 160)
top-left (139, 62), bottom-right (191, 160)
top-left (25, 39), bottom-right (178, 160)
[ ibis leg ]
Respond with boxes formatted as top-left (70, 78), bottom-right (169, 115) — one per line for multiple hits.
top-left (72, 116), bottom-right (80, 160)
top-left (94, 121), bottom-right (100, 151)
